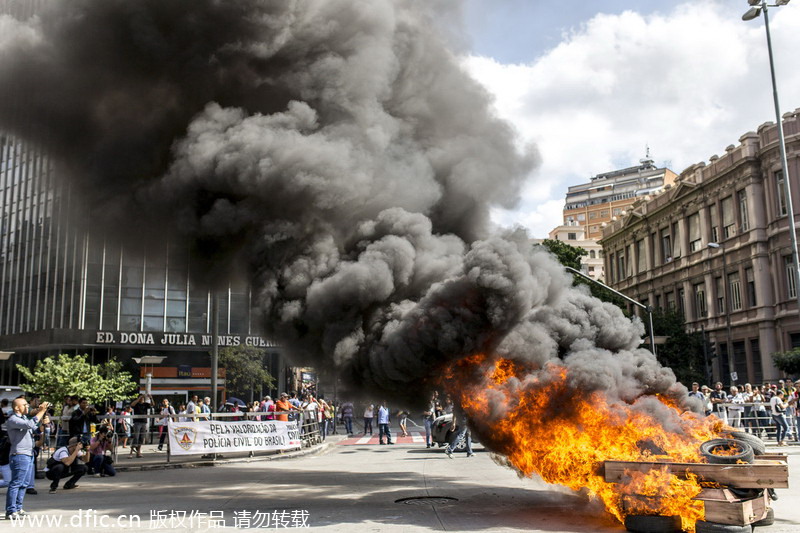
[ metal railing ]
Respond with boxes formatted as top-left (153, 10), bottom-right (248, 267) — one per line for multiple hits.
top-left (34, 409), bottom-right (325, 472)
top-left (710, 402), bottom-right (798, 441)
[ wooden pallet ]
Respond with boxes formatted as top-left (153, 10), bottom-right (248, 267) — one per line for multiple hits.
top-left (605, 454), bottom-right (787, 527)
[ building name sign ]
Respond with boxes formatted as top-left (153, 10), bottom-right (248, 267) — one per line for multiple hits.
top-left (95, 331), bottom-right (273, 348)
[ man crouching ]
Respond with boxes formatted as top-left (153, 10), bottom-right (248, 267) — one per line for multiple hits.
top-left (46, 436), bottom-right (88, 493)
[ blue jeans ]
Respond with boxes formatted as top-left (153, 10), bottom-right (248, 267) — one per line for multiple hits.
top-left (6, 454), bottom-right (33, 514)
top-left (773, 414), bottom-right (789, 442)
top-left (446, 426), bottom-right (473, 455)
top-left (378, 423), bottom-right (392, 444)
top-left (90, 455), bottom-right (116, 477)
top-left (424, 418), bottom-right (433, 446)
top-left (343, 416), bottom-right (353, 435)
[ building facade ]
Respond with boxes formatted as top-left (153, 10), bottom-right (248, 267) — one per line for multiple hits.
top-left (0, 130), bottom-right (287, 399)
top-left (546, 224), bottom-right (605, 280)
top-left (564, 155), bottom-right (677, 240)
top-left (601, 111), bottom-right (800, 385)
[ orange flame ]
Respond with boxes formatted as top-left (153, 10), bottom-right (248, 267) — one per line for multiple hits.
top-left (449, 355), bottom-right (723, 532)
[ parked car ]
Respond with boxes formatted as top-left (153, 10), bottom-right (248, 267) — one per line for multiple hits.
top-left (430, 413), bottom-right (472, 452)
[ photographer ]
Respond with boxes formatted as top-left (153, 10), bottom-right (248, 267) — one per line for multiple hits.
top-left (88, 426), bottom-right (116, 477)
top-left (68, 398), bottom-right (99, 443)
top-left (5, 398), bottom-right (49, 518)
top-left (46, 437), bottom-right (88, 493)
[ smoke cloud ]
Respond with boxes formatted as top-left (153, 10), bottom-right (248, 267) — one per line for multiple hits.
top-left (0, 1), bottom-right (696, 422)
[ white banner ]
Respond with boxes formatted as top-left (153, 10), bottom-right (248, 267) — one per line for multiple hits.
top-left (167, 419), bottom-right (301, 455)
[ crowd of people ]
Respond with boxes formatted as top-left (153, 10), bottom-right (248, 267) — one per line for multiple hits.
top-left (688, 379), bottom-right (800, 446)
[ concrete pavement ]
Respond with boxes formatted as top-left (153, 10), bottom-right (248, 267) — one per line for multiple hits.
top-left (2, 438), bottom-right (798, 532)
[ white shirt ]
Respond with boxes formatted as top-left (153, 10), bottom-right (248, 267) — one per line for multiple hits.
top-left (53, 446), bottom-right (84, 462)
top-left (378, 406), bottom-right (389, 424)
top-left (770, 396), bottom-right (786, 416)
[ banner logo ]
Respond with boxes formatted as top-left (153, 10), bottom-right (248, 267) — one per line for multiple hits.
top-left (173, 426), bottom-right (197, 451)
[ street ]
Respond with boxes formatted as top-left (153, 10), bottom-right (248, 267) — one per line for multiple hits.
top-left (2, 437), bottom-right (799, 532)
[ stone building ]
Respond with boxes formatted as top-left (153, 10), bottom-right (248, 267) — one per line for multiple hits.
top-left (546, 224), bottom-right (605, 280)
top-left (600, 111), bottom-right (800, 385)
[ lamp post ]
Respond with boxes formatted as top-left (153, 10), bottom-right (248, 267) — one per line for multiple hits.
top-left (564, 266), bottom-right (657, 355)
top-left (742, 0), bottom-right (800, 313)
top-left (708, 242), bottom-right (735, 385)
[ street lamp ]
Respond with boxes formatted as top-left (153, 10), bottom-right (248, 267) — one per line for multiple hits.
top-left (742, 0), bottom-right (800, 314)
top-left (708, 242), bottom-right (735, 385)
top-left (564, 266), bottom-right (657, 355)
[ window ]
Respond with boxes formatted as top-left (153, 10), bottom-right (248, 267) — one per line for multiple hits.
top-left (588, 266), bottom-right (595, 273)
top-left (721, 196), bottom-right (735, 239)
top-left (617, 252), bottom-right (626, 281)
top-left (694, 282), bottom-right (707, 317)
top-left (589, 211), bottom-right (598, 220)
top-left (777, 170), bottom-right (788, 216)
top-left (715, 276), bottom-right (725, 314)
top-left (636, 239), bottom-right (646, 273)
top-left (737, 190), bottom-right (749, 232)
top-left (785, 255), bottom-right (797, 299)
top-left (751, 339), bottom-right (763, 384)
top-left (600, 210), bottom-right (609, 217)
top-left (567, 232), bottom-right (577, 240)
top-left (678, 288), bottom-right (685, 314)
top-left (672, 221), bottom-right (681, 258)
top-left (577, 214), bottom-right (586, 221)
top-left (666, 291), bottom-right (676, 310)
top-left (688, 213), bottom-right (701, 252)
top-left (613, 208), bottom-right (622, 216)
top-left (589, 250), bottom-right (596, 259)
top-left (710, 204), bottom-right (719, 243)
top-left (729, 271), bottom-right (742, 311)
top-left (660, 228), bottom-right (672, 263)
top-left (745, 267), bottom-right (756, 307)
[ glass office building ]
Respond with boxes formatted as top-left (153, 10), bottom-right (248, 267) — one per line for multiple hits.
top-left (0, 133), bottom-right (285, 396)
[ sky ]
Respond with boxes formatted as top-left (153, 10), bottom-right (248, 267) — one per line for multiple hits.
top-left (460, 0), bottom-right (800, 238)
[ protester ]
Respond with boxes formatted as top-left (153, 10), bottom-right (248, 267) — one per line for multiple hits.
top-left (118, 405), bottom-right (132, 448)
top-left (727, 386), bottom-right (745, 428)
top-left (46, 437), bottom-right (88, 493)
top-left (377, 401), bottom-right (393, 445)
top-left (363, 403), bottom-right (374, 436)
top-left (398, 409), bottom-right (409, 438)
top-left (58, 396), bottom-right (77, 447)
top-left (88, 426), bottom-right (116, 477)
top-left (423, 394), bottom-right (436, 448)
top-left (157, 399), bottom-right (175, 451)
top-left (201, 397), bottom-right (212, 416)
top-left (129, 394), bottom-right (152, 458)
top-left (770, 390), bottom-right (789, 446)
top-left (444, 408), bottom-right (474, 458)
top-left (5, 398), bottom-right (50, 518)
top-left (709, 382), bottom-right (728, 424)
top-left (340, 400), bottom-right (354, 435)
top-left (186, 395), bottom-right (199, 422)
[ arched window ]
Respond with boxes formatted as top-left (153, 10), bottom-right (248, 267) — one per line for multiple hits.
top-left (589, 250), bottom-right (596, 259)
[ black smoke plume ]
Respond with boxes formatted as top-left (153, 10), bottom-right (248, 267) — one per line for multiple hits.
top-left (0, 1), bottom-right (697, 418)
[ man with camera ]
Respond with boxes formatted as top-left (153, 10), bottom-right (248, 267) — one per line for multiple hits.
top-left (5, 398), bottom-right (50, 519)
top-left (46, 436), bottom-right (89, 493)
top-left (69, 398), bottom-right (99, 443)
top-left (88, 426), bottom-right (116, 477)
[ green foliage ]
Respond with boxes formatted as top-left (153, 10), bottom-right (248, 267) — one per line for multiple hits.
top-left (537, 239), bottom-right (627, 311)
top-left (651, 309), bottom-right (707, 386)
top-left (772, 348), bottom-right (800, 376)
top-left (17, 353), bottom-right (138, 406)
top-left (219, 345), bottom-right (275, 400)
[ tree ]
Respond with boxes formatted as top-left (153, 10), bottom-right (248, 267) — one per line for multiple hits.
top-left (772, 348), bottom-right (800, 377)
top-left (537, 239), bottom-right (627, 311)
top-left (651, 309), bottom-right (707, 386)
top-left (17, 353), bottom-right (138, 407)
top-left (219, 345), bottom-right (275, 402)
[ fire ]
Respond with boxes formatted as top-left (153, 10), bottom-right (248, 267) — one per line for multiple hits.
top-left (448, 355), bottom-right (724, 532)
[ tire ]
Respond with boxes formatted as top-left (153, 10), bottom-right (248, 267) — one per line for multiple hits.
top-left (694, 521), bottom-right (752, 533)
top-left (725, 431), bottom-right (767, 456)
top-left (624, 514), bottom-right (682, 533)
top-left (699, 439), bottom-right (755, 465)
top-left (752, 507), bottom-right (774, 527)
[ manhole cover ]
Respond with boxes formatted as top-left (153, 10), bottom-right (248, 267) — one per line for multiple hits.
top-left (395, 496), bottom-right (459, 505)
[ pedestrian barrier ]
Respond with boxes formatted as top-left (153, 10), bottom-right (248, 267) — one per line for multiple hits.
top-left (35, 409), bottom-right (326, 473)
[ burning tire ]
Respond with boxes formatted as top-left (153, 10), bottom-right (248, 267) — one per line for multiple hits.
top-left (623, 514), bottom-right (682, 533)
top-left (694, 520), bottom-right (753, 533)
top-left (724, 431), bottom-right (766, 456)
top-left (699, 438), bottom-right (755, 465)
top-left (752, 507), bottom-right (774, 527)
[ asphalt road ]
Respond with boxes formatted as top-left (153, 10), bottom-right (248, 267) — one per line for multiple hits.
top-left (2, 439), bottom-right (799, 532)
